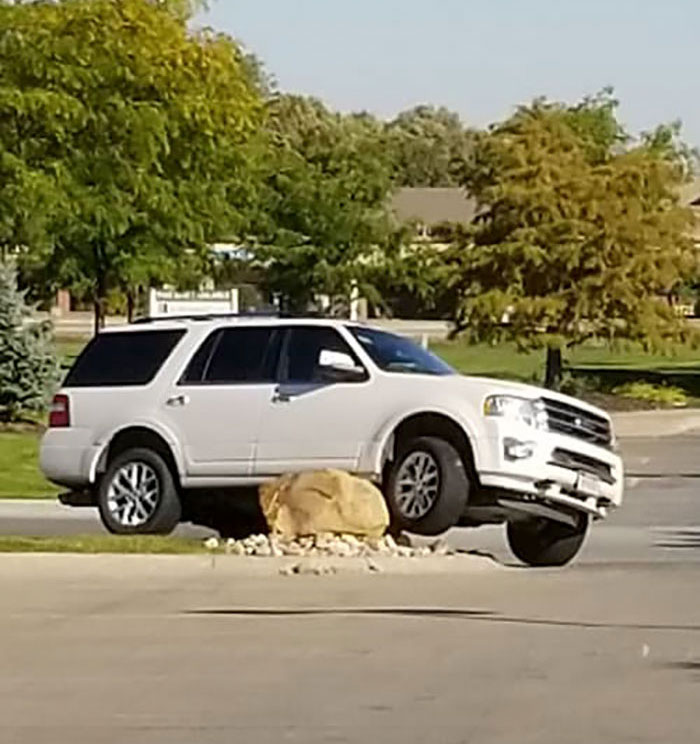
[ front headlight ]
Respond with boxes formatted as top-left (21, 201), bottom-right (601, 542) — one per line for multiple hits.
top-left (483, 395), bottom-right (548, 429)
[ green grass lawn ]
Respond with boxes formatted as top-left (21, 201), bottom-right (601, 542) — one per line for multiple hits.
top-left (0, 535), bottom-right (210, 553)
top-left (54, 335), bottom-right (88, 368)
top-left (431, 339), bottom-right (700, 399)
top-left (0, 432), bottom-right (61, 499)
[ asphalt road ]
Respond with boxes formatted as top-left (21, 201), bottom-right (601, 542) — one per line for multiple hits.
top-left (0, 432), bottom-right (698, 743)
top-left (1, 552), bottom-right (699, 743)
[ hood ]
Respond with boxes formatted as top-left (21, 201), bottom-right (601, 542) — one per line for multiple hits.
top-left (447, 374), bottom-right (611, 421)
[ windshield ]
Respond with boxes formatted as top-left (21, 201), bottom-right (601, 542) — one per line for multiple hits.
top-left (349, 326), bottom-right (455, 376)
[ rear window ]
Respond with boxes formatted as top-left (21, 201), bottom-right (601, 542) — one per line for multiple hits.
top-left (64, 330), bottom-right (185, 387)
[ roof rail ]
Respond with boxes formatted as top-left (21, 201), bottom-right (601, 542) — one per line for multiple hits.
top-left (132, 311), bottom-right (280, 324)
top-left (131, 310), bottom-right (344, 325)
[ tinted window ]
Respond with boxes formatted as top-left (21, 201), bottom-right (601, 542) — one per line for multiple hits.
top-left (180, 330), bottom-right (220, 384)
top-left (283, 327), bottom-right (363, 383)
top-left (65, 330), bottom-right (185, 387)
top-left (349, 326), bottom-right (455, 376)
top-left (201, 328), bottom-right (279, 384)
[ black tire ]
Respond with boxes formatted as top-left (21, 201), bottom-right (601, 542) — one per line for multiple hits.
top-left (506, 513), bottom-right (589, 567)
top-left (383, 436), bottom-right (470, 536)
top-left (97, 447), bottom-right (181, 535)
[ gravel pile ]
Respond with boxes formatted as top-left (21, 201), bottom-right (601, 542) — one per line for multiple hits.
top-left (203, 532), bottom-right (454, 559)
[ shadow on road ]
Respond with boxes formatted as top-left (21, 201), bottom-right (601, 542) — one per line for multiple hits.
top-left (186, 607), bottom-right (700, 632)
top-left (182, 489), bottom-right (268, 538)
top-left (655, 528), bottom-right (700, 549)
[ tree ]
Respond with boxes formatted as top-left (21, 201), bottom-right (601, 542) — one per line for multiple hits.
top-left (0, 262), bottom-right (59, 422)
top-left (447, 93), bottom-right (697, 387)
top-left (252, 95), bottom-right (397, 311)
top-left (387, 105), bottom-right (474, 187)
top-left (0, 0), bottom-right (264, 333)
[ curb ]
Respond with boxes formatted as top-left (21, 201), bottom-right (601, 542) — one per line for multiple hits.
top-left (611, 409), bottom-right (700, 439)
top-left (0, 551), bottom-right (504, 576)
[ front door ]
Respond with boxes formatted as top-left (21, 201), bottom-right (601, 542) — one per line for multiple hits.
top-left (255, 326), bottom-right (375, 475)
top-left (162, 326), bottom-right (281, 477)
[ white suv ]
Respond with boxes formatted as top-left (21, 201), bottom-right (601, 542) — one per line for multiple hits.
top-left (41, 316), bottom-right (623, 566)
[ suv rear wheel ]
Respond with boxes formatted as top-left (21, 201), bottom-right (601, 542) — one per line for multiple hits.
top-left (97, 447), bottom-right (181, 535)
top-left (383, 436), bottom-right (470, 536)
top-left (506, 513), bottom-right (589, 567)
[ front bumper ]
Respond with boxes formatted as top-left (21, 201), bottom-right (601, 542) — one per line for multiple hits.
top-left (476, 423), bottom-right (623, 520)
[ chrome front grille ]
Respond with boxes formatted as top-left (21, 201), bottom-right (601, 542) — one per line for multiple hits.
top-left (542, 397), bottom-right (612, 448)
top-left (549, 448), bottom-right (615, 484)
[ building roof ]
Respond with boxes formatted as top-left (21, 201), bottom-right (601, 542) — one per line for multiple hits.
top-left (391, 187), bottom-right (478, 225)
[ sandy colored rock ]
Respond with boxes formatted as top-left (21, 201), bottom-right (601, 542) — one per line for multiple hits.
top-left (259, 470), bottom-right (390, 538)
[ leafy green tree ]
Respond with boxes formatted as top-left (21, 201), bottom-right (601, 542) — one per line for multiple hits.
top-left (253, 95), bottom-right (396, 311)
top-left (0, 0), bottom-right (264, 333)
top-left (387, 105), bottom-right (474, 187)
top-left (448, 93), bottom-right (697, 387)
top-left (0, 262), bottom-right (59, 422)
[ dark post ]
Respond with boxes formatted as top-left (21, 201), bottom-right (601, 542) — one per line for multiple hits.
top-left (545, 346), bottom-right (562, 389)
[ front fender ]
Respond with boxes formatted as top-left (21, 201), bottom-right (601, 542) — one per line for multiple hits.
top-left (366, 404), bottom-right (484, 477)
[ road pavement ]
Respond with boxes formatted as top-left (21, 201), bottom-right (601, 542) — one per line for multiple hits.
top-left (1, 551), bottom-right (699, 743)
top-left (0, 427), bottom-right (698, 743)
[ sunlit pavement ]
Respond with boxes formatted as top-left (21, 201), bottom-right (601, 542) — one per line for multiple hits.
top-left (0, 432), bottom-right (698, 743)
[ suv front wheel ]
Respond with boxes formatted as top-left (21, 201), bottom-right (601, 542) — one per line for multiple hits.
top-left (97, 447), bottom-right (182, 535)
top-left (506, 513), bottom-right (589, 567)
top-left (383, 436), bottom-right (470, 536)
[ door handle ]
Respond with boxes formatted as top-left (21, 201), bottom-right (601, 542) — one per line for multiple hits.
top-left (166, 394), bottom-right (189, 407)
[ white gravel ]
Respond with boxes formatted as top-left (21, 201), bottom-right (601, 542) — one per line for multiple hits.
top-left (202, 532), bottom-right (462, 575)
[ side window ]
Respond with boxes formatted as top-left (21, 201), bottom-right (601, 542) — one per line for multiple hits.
top-left (180, 330), bottom-right (220, 384)
top-left (282, 327), bottom-right (365, 384)
top-left (181, 328), bottom-right (280, 385)
top-left (65, 330), bottom-right (185, 387)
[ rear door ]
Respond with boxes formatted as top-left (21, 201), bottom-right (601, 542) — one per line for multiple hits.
top-left (254, 325), bottom-right (378, 474)
top-left (162, 326), bottom-right (281, 477)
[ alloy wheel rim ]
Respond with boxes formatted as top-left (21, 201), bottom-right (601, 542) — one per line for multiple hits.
top-left (106, 461), bottom-right (160, 527)
top-left (395, 450), bottom-right (440, 520)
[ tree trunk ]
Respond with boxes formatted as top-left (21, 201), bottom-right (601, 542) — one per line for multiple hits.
top-left (545, 346), bottom-right (563, 390)
top-left (127, 290), bottom-right (135, 323)
top-left (93, 273), bottom-right (107, 336)
top-left (93, 298), bottom-right (103, 336)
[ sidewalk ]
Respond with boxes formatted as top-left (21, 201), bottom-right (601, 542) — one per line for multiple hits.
top-left (611, 408), bottom-right (700, 438)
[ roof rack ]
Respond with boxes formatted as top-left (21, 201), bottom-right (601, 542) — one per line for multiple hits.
top-left (132, 311), bottom-right (280, 324)
top-left (131, 310), bottom-right (337, 325)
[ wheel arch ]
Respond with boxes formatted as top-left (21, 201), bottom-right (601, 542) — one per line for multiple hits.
top-left (375, 410), bottom-right (479, 481)
top-left (89, 424), bottom-right (184, 485)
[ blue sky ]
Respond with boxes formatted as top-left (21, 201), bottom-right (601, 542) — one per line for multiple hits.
top-left (200, 0), bottom-right (700, 146)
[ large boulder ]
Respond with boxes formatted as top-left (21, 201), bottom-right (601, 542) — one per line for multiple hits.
top-left (259, 470), bottom-right (390, 538)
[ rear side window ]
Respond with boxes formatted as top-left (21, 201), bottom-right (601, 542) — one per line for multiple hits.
top-left (181, 327), bottom-right (280, 384)
top-left (65, 330), bottom-right (185, 387)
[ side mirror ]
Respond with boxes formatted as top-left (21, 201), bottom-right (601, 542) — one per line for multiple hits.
top-left (318, 349), bottom-right (367, 382)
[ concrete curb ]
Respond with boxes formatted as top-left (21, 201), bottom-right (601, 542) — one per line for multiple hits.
top-left (611, 409), bottom-right (700, 439)
top-left (0, 551), bottom-right (504, 576)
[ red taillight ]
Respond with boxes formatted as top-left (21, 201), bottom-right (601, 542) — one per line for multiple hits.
top-left (49, 394), bottom-right (70, 428)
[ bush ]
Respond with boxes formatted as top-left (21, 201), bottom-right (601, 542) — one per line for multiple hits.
top-left (611, 381), bottom-right (688, 408)
top-left (0, 263), bottom-right (60, 422)
top-left (559, 372), bottom-right (604, 397)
